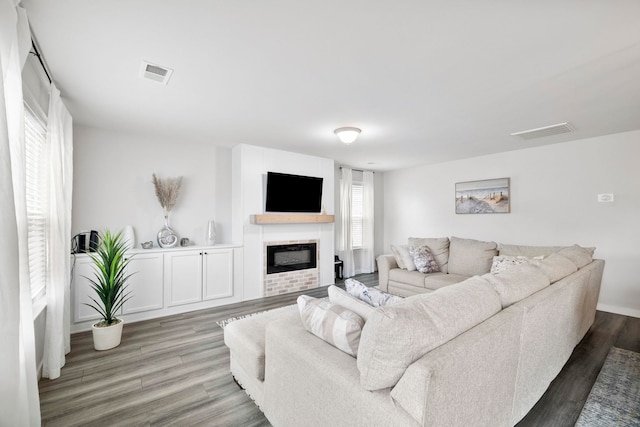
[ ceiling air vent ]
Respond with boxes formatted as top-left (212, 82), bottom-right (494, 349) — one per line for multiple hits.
top-left (510, 122), bottom-right (575, 140)
top-left (139, 61), bottom-right (174, 85)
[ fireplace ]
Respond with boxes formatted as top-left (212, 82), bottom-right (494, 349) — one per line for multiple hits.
top-left (267, 243), bottom-right (317, 274)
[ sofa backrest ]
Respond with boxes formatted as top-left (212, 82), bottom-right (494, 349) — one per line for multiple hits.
top-left (447, 236), bottom-right (498, 276)
top-left (357, 276), bottom-right (502, 391)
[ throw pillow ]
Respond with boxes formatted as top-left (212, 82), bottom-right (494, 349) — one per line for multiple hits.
top-left (490, 255), bottom-right (542, 273)
top-left (345, 278), bottom-right (403, 307)
top-left (390, 245), bottom-right (406, 269)
top-left (408, 237), bottom-right (450, 273)
top-left (391, 245), bottom-right (416, 271)
top-left (447, 236), bottom-right (498, 276)
top-left (327, 285), bottom-right (376, 322)
top-left (297, 295), bottom-right (364, 357)
top-left (409, 245), bottom-right (441, 274)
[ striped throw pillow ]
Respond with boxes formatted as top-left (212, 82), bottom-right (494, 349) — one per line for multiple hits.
top-left (297, 295), bottom-right (364, 357)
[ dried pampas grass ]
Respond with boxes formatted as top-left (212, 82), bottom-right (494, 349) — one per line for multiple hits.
top-left (152, 173), bottom-right (183, 213)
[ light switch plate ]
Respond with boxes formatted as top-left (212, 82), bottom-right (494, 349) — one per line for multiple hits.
top-left (597, 194), bottom-right (614, 203)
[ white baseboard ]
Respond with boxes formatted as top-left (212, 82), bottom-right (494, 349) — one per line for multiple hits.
top-left (597, 303), bottom-right (640, 319)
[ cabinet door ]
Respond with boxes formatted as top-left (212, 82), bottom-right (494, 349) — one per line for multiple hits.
top-left (203, 249), bottom-right (233, 301)
top-left (165, 250), bottom-right (203, 306)
top-left (72, 256), bottom-right (102, 323)
top-left (122, 253), bottom-right (164, 314)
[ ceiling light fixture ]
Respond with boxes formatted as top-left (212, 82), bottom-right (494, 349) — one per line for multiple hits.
top-left (334, 127), bottom-right (361, 144)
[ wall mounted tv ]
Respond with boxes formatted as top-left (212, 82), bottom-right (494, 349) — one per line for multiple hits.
top-left (265, 172), bottom-right (323, 213)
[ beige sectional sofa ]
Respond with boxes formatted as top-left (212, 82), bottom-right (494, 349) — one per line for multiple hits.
top-left (224, 238), bottom-right (604, 427)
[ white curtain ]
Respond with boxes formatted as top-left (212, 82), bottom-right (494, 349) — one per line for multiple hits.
top-left (361, 171), bottom-right (375, 273)
top-left (0, 1), bottom-right (42, 425)
top-left (42, 84), bottom-right (72, 379)
top-left (338, 167), bottom-right (355, 278)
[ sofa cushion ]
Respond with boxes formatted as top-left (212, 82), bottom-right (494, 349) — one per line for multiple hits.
top-left (423, 272), bottom-right (470, 290)
top-left (408, 237), bottom-right (450, 273)
top-left (345, 278), bottom-right (403, 307)
top-left (328, 285), bottom-right (376, 322)
top-left (556, 245), bottom-right (594, 269)
top-left (538, 253), bottom-right (578, 283)
top-left (484, 264), bottom-right (550, 308)
top-left (448, 236), bottom-right (498, 276)
top-left (297, 296), bottom-right (364, 357)
top-left (490, 255), bottom-right (542, 273)
top-left (389, 268), bottom-right (431, 287)
top-left (390, 245), bottom-right (416, 271)
top-left (357, 276), bottom-right (502, 391)
top-left (409, 245), bottom-right (441, 274)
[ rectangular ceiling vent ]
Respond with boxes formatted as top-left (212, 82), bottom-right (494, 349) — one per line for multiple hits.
top-left (139, 61), bottom-right (174, 85)
top-left (510, 122), bottom-right (575, 140)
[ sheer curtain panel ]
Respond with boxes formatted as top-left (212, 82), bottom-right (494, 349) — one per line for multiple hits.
top-left (0, 1), bottom-right (42, 425)
top-left (361, 171), bottom-right (375, 273)
top-left (338, 167), bottom-right (355, 278)
top-left (42, 84), bottom-right (73, 379)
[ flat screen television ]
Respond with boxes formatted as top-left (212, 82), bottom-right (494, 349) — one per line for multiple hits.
top-left (265, 172), bottom-right (323, 213)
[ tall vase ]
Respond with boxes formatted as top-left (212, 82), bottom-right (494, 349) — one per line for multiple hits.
top-left (122, 225), bottom-right (135, 249)
top-left (157, 214), bottom-right (178, 248)
top-left (205, 220), bottom-right (216, 246)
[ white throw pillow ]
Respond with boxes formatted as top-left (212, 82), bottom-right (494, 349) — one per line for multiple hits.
top-left (390, 245), bottom-right (406, 269)
top-left (345, 278), bottom-right (403, 307)
top-left (328, 285), bottom-right (376, 322)
top-left (391, 245), bottom-right (416, 271)
top-left (297, 295), bottom-right (364, 357)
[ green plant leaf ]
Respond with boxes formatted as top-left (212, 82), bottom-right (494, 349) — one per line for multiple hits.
top-left (82, 229), bottom-right (135, 324)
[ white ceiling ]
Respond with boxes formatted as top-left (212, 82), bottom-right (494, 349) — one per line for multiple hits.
top-left (22, 0), bottom-right (640, 171)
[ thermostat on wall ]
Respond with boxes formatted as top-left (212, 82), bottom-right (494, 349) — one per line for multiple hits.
top-left (597, 194), bottom-right (614, 203)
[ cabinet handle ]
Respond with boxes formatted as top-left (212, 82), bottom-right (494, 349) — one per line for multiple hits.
top-left (204, 252), bottom-right (208, 255)
top-left (199, 252), bottom-right (203, 256)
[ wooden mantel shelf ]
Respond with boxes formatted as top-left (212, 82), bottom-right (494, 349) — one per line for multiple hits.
top-left (250, 214), bottom-right (335, 224)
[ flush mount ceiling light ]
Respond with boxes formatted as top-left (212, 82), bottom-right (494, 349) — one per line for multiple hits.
top-left (334, 127), bottom-right (361, 144)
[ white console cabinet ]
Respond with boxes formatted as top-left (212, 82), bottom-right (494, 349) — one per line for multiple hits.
top-left (71, 244), bottom-right (243, 332)
top-left (164, 248), bottom-right (234, 306)
top-left (123, 252), bottom-right (164, 315)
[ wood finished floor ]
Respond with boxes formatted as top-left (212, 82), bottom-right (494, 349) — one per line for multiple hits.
top-left (39, 273), bottom-right (639, 427)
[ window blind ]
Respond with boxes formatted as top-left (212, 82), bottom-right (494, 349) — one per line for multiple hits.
top-left (24, 103), bottom-right (49, 299)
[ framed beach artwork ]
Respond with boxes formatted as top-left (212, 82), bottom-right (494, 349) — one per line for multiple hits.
top-left (455, 178), bottom-right (510, 214)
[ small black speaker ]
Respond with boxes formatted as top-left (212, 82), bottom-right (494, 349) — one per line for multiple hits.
top-left (89, 230), bottom-right (99, 252)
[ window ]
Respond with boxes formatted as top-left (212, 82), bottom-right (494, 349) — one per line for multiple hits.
top-left (24, 102), bottom-right (49, 300)
top-left (351, 182), bottom-right (363, 249)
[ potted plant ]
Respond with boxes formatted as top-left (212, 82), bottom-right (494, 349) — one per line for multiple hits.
top-left (84, 230), bottom-right (133, 350)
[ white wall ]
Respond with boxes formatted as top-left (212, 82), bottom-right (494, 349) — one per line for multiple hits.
top-left (383, 130), bottom-right (640, 317)
top-left (72, 126), bottom-right (232, 247)
top-left (232, 144), bottom-right (335, 300)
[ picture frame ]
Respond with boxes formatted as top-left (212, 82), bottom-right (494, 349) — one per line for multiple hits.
top-left (455, 177), bottom-right (510, 214)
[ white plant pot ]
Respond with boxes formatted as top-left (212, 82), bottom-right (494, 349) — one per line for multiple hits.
top-left (91, 319), bottom-right (124, 351)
